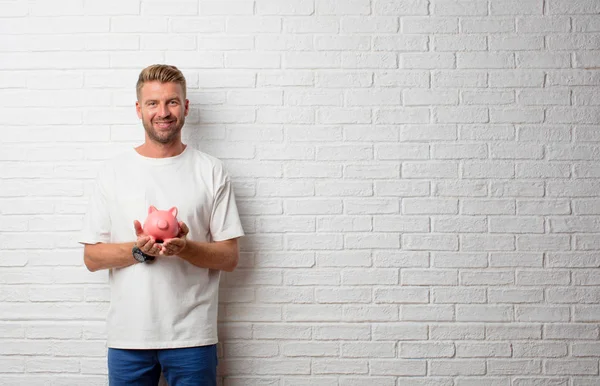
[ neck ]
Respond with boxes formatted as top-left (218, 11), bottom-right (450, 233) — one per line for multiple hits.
top-left (135, 139), bottom-right (186, 158)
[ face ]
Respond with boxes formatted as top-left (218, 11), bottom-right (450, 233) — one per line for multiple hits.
top-left (136, 81), bottom-right (189, 145)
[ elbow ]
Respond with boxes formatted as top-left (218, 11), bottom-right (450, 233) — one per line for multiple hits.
top-left (83, 255), bottom-right (99, 272)
top-left (223, 252), bottom-right (239, 272)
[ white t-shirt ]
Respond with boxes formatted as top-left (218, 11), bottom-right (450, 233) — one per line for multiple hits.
top-left (79, 145), bottom-right (244, 349)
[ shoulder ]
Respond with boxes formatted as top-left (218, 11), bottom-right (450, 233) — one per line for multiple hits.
top-left (186, 146), bottom-right (228, 174)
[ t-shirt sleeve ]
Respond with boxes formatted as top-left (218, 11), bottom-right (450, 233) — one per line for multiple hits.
top-left (78, 166), bottom-right (111, 245)
top-left (210, 164), bottom-right (245, 242)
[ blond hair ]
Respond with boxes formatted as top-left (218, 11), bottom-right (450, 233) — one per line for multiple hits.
top-left (136, 64), bottom-right (187, 100)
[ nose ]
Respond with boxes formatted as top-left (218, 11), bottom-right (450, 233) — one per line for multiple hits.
top-left (158, 103), bottom-right (170, 118)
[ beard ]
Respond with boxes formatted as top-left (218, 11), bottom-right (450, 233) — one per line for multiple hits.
top-left (142, 116), bottom-right (185, 145)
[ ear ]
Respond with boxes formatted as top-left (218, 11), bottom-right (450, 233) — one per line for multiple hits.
top-left (169, 207), bottom-right (178, 218)
top-left (148, 205), bottom-right (157, 214)
top-left (136, 100), bottom-right (142, 119)
top-left (184, 99), bottom-right (189, 117)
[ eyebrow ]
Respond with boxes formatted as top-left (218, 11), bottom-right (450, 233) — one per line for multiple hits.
top-left (144, 97), bottom-right (181, 104)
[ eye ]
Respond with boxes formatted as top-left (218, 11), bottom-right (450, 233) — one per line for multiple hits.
top-left (169, 100), bottom-right (179, 105)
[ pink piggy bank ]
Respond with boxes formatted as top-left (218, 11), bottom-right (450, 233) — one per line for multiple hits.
top-left (143, 206), bottom-right (180, 243)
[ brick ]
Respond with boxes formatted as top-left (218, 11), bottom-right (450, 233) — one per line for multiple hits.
top-left (462, 90), bottom-right (514, 105)
top-left (370, 359), bottom-right (426, 376)
top-left (517, 16), bottom-right (571, 33)
top-left (374, 288), bottom-right (429, 304)
top-left (457, 305), bottom-right (513, 322)
top-left (256, 0), bottom-right (314, 15)
top-left (544, 360), bottom-right (599, 375)
top-left (376, 70), bottom-right (429, 87)
top-left (200, 2), bottom-right (254, 15)
top-left (374, 36), bottom-right (428, 51)
top-left (433, 0), bottom-right (488, 15)
top-left (517, 53), bottom-right (571, 69)
top-left (315, 36), bottom-right (370, 51)
top-left (516, 306), bottom-right (570, 322)
top-left (402, 17), bottom-right (458, 33)
top-left (314, 324), bottom-right (370, 340)
top-left (343, 305), bottom-right (398, 321)
top-left (401, 305), bottom-right (455, 321)
top-left (228, 17), bottom-right (281, 33)
top-left (461, 18), bottom-right (514, 33)
top-left (430, 360), bottom-right (486, 376)
top-left (342, 342), bottom-right (395, 358)
top-left (404, 89), bottom-right (459, 106)
top-left (430, 324), bottom-right (485, 340)
top-left (487, 324), bottom-right (542, 340)
top-left (457, 53), bottom-right (514, 69)
top-left (432, 287), bottom-right (486, 303)
top-left (545, 324), bottom-right (599, 340)
top-left (489, 36), bottom-right (544, 51)
top-left (513, 342), bottom-right (568, 358)
top-left (456, 342), bottom-right (512, 358)
top-left (317, 0), bottom-right (371, 15)
top-left (317, 288), bottom-right (371, 303)
top-left (488, 359), bottom-right (542, 375)
top-left (402, 53), bottom-right (456, 69)
top-left (373, 0), bottom-right (429, 15)
top-left (283, 17), bottom-right (339, 33)
top-left (341, 17), bottom-right (398, 33)
top-left (399, 342), bottom-right (455, 358)
top-left (547, 0), bottom-right (600, 14)
top-left (373, 323), bottom-right (427, 340)
top-left (342, 52), bottom-right (398, 69)
top-left (282, 342), bottom-right (339, 357)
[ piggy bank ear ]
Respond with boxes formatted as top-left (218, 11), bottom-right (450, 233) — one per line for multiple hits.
top-left (169, 207), bottom-right (178, 218)
top-left (148, 205), bottom-right (157, 214)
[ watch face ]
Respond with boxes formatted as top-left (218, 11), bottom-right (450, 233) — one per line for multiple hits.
top-left (132, 246), bottom-right (148, 263)
top-left (133, 250), bottom-right (146, 263)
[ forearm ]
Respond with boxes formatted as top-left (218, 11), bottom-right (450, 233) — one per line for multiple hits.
top-left (178, 239), bottom-right (239, 272)
top-left (83, 242), bottom-right (137, 272)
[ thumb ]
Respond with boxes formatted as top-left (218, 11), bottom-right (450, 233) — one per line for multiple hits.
top-left (134, 220), bottom-right (144, 236)
top-left (178, 221), bottom-right (189, 237)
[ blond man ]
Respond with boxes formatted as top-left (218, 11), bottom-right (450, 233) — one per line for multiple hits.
top-left (79, 64), bottom-right (244, 386)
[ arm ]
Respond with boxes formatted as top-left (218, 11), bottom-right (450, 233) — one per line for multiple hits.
top-left (160, 222), bottom-right (240, 272)
top-left (178, 238), bottom-right (239, 272)
top-left (84, 237), bottom-right (240, 272)
top-left (83, 221), bottom-right (165, 272)
top-left (83, 242), bottom-right (137, 272)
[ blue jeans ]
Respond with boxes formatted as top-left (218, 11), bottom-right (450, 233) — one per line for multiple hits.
top-left (108, 345), bottom-right (218, 386)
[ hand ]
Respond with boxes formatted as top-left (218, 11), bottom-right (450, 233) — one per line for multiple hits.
top-left (134, 220), bottom-right (163, 257)
top-left (159, 221), bottom-right (189, 256)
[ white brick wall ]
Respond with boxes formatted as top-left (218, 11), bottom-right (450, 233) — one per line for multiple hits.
top-left (1, 0), bottom-right (599, 384)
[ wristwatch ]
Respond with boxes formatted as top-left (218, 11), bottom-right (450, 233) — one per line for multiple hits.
top-left (132, 245), bottom-right (155, 263)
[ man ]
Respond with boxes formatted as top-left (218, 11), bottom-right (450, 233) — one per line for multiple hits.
top-left (79, 64), bottom-right (244, 386)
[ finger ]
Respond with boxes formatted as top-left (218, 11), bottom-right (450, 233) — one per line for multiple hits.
top-left (149, 243), bottom-right (163, 256)
top-left (150, 245), bottom-right (161, 255)
top-left (141, 237), bottom-right (155, 252)
top-left (162, 242), bottom-right (178, 255)
top-left (160, 246), bottom-right (171, 256)
top-left (179, 222), bottom-right (189, 237)
top-left (136, 236), bottom-right (150, 248)
top-left (134, 220), bottom-right (144, 236)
